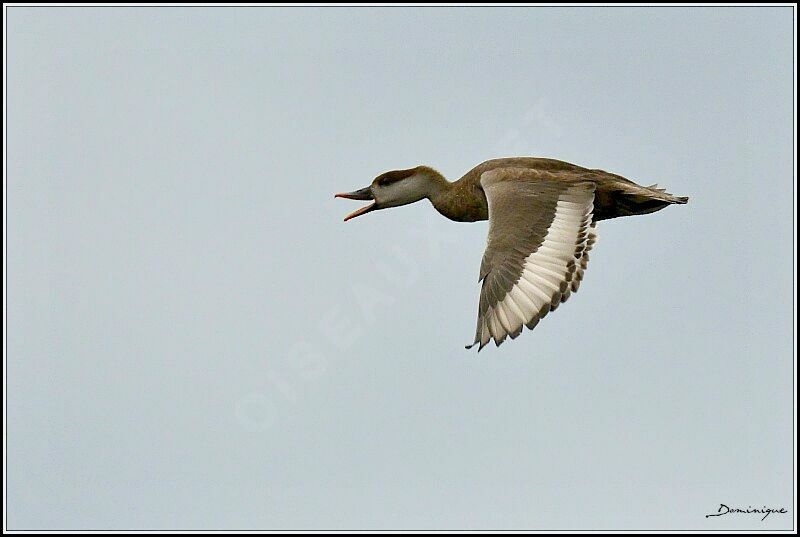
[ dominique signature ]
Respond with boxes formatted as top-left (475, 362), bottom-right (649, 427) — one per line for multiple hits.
top-left (706, 504), bottom-right (788, 521)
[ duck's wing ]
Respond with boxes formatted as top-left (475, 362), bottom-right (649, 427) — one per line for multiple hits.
top-left (466, 168), bottom-right (597, 350)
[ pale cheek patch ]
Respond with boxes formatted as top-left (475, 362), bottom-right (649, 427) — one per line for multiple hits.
top-left (377, 175), bottom-right (429, 207)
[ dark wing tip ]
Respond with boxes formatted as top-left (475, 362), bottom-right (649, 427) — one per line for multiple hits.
top-left (525, 317), bottom-right (540, 330)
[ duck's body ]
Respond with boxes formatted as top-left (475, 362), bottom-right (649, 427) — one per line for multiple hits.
top-left (417, 157), bottom-right (687, 223)
top-left (336, 157), bottom-right (688, 350)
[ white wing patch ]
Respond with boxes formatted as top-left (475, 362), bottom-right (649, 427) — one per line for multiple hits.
top-left (477, 192), bottom-right (596, 348)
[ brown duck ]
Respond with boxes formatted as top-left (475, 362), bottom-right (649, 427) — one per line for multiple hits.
top-left (336, 157), bottom-right (688, 351)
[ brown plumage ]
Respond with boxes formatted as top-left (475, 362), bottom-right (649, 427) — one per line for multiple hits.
top-left (336, 157), bottom-right (688, 350)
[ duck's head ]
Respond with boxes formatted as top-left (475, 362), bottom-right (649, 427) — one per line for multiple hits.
top-left (335, 166), bottom-right (445, 221)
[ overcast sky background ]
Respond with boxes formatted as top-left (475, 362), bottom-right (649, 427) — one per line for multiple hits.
top-left (6, 7), bottom-right (794, 531)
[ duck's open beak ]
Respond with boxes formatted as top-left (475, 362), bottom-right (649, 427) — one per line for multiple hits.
top-left (334, 187), bottom-right (376, 221)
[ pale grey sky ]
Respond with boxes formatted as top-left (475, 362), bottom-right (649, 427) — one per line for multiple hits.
top-left (6, 6), bottom-right (794, 531)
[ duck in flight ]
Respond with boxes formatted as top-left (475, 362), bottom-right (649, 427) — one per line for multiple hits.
top-left (335, 157), bottom-right (688, 351)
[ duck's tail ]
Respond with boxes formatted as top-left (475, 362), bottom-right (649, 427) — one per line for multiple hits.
top-left (646, 184), bottom-right (689, 204)
top-left (612, 184), bottom-right (688, 218)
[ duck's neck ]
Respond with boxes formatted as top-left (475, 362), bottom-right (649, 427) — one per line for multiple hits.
top-left (423, 171), bottom-right (449, 200)
top-left (424, 171), bottom-right (484, 222)
top-left (417, 170), bottom-right (453, 219)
